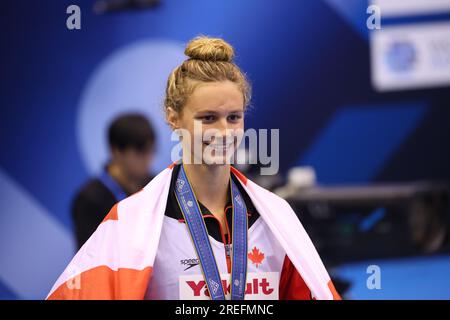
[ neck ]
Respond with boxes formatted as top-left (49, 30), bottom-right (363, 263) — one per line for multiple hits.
top-left (108, 162), bottom-right (140, 195)
top-left (183, 162), bottom-right (230, 217)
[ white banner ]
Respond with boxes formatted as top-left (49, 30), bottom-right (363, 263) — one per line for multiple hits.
top-left (371, 22), bottom-right (450, 91)
top-left (371, 0), bottom-right (450, 17)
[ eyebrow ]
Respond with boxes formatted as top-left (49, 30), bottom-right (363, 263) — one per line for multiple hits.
top-left (194, 109), bottom-right (244, 114)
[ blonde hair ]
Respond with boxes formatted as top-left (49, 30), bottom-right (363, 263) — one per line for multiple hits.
top-left (164, 36), bottom-right (251, 116)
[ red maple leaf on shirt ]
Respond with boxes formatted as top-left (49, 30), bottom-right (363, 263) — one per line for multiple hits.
top-left (248, 247), bottom-right (265, 267)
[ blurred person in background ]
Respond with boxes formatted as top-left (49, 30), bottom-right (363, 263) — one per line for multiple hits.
top-left (72, 113), bottom-right (157, 249)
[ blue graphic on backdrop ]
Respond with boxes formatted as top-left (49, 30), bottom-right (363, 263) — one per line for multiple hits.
top-left (0, 168), bottom-right (74, 299)
top-left (298, 103), bottom-right (427, 184)
top-left (78, 40), bottom-right (184, 175)
top-left (323, 0), bottom-right (370, 39)
top-left (385, 41), bottom-right (417, 73)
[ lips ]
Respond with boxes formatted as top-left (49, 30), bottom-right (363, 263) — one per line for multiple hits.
top-left (203, 142), bottom-right (234, 151)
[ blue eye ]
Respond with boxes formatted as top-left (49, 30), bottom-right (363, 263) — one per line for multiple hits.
top-left (198, 115), bottom-right (215, 123)
top-left (228, 114), bottom-right (242, 122)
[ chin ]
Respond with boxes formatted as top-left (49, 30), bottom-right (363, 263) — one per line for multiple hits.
top-left (202, 154), bottom-right (234, 166)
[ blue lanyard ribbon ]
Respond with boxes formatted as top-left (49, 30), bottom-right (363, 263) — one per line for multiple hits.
top-left (174, 164), bottom-right (248, 300)
top-left (99, 171), bottom-right (127, 202)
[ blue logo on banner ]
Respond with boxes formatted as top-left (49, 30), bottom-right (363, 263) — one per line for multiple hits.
top-left (385, 41), bottom-right (417, 72)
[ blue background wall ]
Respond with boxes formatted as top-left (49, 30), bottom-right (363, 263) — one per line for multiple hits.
top-left (1, 0), bottom-right (449, 299)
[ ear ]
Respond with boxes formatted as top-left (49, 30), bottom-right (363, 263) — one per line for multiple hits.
top-left (166, 107), bottom-right (180, 131)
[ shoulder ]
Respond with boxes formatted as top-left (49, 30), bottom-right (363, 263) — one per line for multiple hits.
top-left (73, 178), bottom-right (112, 205)
top-left (232, 167), bottom-right (291, 207)
top-left (231, 167), bottom-right (296, 222)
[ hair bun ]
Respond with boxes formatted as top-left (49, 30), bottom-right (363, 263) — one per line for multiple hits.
top-left (185, 36), bottom-right (235, 62)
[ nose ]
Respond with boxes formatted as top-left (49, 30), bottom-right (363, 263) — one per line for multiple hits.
top-left (213, 118), bottom-right (233, 144)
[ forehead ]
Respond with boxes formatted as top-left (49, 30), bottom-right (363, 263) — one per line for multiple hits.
top-left (184, 81), bottom-right (244, 113)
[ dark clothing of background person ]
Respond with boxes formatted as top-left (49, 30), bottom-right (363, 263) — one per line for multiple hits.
top-left (72, 169), bottom-right (153, 249)
top-left (71, 113), bottom-right (157, 250)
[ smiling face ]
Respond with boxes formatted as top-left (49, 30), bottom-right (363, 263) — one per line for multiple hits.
top-left (166, 80), bottom-right (245, 165)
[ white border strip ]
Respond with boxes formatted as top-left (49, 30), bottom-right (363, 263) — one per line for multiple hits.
top-left (371, 0), bottom-right (450, 18)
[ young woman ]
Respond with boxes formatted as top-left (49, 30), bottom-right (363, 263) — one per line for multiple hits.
top-left (47, 36), bottom-right (340, 300)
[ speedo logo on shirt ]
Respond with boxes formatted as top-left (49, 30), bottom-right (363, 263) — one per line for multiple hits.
top-left (180, 258), bottom-right (200, 271)
top-left (179, 272), bottom-right (279, 300)
top-left (180, 246), bottom-right (266, 272)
